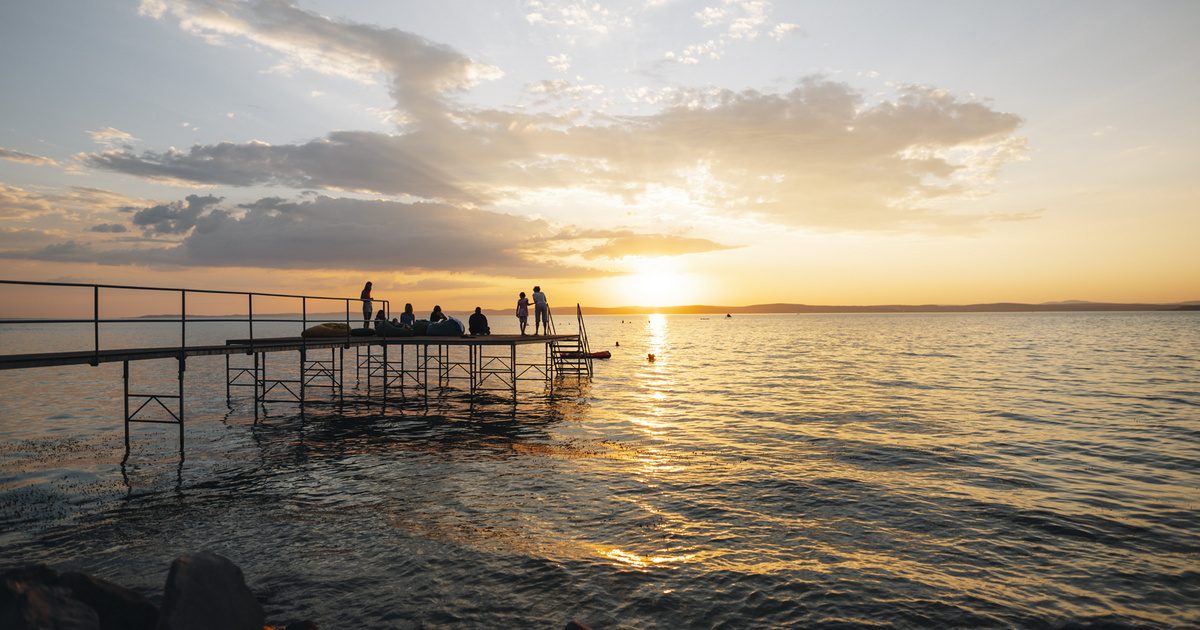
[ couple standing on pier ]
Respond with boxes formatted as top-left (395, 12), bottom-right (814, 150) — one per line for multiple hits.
top-left (515, 286), bottom-right (549, 336)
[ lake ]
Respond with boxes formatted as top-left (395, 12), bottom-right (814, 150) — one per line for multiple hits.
top-left (1, 312), bottom-right (1197, 627)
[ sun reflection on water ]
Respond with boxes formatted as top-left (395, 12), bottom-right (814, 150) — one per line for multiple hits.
top-left (603, 548), bottom-right (699, 569)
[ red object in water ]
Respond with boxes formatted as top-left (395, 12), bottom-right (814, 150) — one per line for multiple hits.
top-left (558, 350), bottom-right (611, 359)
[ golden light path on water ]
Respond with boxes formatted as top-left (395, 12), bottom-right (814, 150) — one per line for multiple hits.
top-left (598, 313), bottom-right (700, 571)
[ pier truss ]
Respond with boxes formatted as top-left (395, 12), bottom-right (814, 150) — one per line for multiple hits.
top-left (0, 280), bottom-right (596, 458)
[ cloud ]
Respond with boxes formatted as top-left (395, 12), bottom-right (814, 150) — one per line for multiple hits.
top-left (390, 278), bottom-right (493, 291)
top-left (130, 194), bottom-right (223, 234)
top-left (547, 53), bottom-right (571, 73)
top-left (85, 132), bottom-right (483, 202)
top-left (577, 232), bottom-right (738, 259)
top-left (0, 195), bottom-right (600, 277)
top-left (769, 22), bottom-right (801, 40)
top-left (2, 193), bottom-right (736, 278)
top-left (0, 147), bottom-right (60, 167)
top-left (0, 184), bottom-right (144, 220)
top-left (89, 223), bottom-right (129, 233)
top-left (667, 0), bottom-right (783, 63)
top-left (83, 79), bottom-right (1024, 231)
top-left (87, 127), bottom-right (138, 147)
top-left (139, 0), bottom-right (501, 123)
top-left (0, 227), bottom-right (64, 249)
top-left (524, 1), bottom-right (631, 42)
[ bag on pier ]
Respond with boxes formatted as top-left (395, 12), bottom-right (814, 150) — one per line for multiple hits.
top-left (427, 317), bottom-right (464, 337)
top-left (375, 320), bottom-right (414, 337)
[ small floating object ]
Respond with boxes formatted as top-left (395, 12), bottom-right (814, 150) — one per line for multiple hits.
top-left (559, 350), bottom-right (612, 359)
top-left (647, 353), bottom-right (655, 362)
top-left (725, 313), bottom-right (732, 318)
top-left (615, 341), bottom-right (620, 346)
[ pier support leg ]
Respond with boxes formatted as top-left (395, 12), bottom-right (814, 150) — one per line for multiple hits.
top-left (339, 347), bottom-right (345, 405)
top-left (253, 352), bottom-right (260, 421)
top-left (382, 343), bottom-right (388, 409)
top-left (299, 347), bottom-right (307, 409)
top-left (123, 360), bottom-right (130, 453)
top-left (511, 344), bottom-right (517, 402)
top-left (178, 352), bottom-right (186, 451)
top-left (225, 354), bottom-right (231, 403)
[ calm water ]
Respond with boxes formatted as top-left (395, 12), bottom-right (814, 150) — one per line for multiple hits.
top-left (1, 313), bottom-right (1197, 628)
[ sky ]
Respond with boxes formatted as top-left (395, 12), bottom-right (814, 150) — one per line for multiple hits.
top-left (0, 0), bottom-right (1197, 313)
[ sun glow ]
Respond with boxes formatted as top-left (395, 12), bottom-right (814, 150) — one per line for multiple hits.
top-left (614, 257), bottom-right (697, 307)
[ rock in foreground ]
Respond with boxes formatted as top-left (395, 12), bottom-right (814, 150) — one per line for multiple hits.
top-left (157, 551), bottom-right (265, 630)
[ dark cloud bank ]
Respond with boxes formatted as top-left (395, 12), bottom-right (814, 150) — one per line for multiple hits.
top-left (2, 195), bottom-right (730, 277)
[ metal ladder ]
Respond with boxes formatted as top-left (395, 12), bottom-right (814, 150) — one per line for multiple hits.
top-left (547, 303), bottom-right (593, 378)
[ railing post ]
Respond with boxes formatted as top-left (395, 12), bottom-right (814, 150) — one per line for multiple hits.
top-left (248, 294), bottom-right (254, 346)
top-left (92, 285), bottom-right (99, 366)
top-left (180, 290), bottom-right (187, 349)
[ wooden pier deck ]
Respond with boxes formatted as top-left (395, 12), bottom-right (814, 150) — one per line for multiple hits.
top-left (0, 334), bottom-right (579, 370)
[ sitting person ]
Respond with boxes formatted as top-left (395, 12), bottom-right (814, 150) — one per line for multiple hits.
top-left (374, 309), bottom-right (387, 330)
top-left (400, 303), bottom-right (416, 327)
top-left (429, 305), bottom-right (447, 322)
top-left (468, 307), bottom-right (490, 335)
top-left (427, 315), bottom-right (464, 336)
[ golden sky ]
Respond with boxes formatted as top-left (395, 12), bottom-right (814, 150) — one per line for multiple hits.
top-left (1, 1), bottom-right (1197, 311)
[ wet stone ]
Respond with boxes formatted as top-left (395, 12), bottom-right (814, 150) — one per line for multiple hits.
top-left (1, 576), bottom-right (100, 630)
top-left (157, 552), bottom-right (265, 630)
top-left (59, 571), bottom-right (158, 630)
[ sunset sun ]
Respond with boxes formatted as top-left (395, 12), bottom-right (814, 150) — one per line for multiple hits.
top-left (618, 257), bottom-right (697, 307)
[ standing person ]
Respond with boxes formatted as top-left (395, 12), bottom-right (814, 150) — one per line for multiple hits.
top-left (400, 303), bottom-right (416, 327)
top-left (429, 305), bottom-right (447, 322)
top-left (515, 291), bottom-right (530, 336)
top-left (360, 281), bottom-right (373, 326)
top-left (532, 285), bottom-right (549, 335)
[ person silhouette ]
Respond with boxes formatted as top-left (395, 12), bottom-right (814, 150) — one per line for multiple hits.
top-left (532, 285), bottom-right (549, 335)
top-left (515, 292), bottom-right (530, 336)
top-left (360, 281), bottom-right (373, 325)
top-left (469, 307), bottom-right (491, 335)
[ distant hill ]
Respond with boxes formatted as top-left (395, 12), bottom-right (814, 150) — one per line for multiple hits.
top-left (127, 301), bottom-right (1200, 319)
top-left (574, 301), bottom-right (1200, 315)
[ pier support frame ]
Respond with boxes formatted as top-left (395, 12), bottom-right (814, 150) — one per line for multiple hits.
top-left (122, 355), bottom-right (185, 456)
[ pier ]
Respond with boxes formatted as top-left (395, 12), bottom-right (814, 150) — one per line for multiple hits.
top-left (0, 280), bottom-right (595, 457)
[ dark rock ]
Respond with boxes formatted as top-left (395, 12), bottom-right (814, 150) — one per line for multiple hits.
top-left (285, 621), bottom-right (320, 630)
top-left (565, 622), bottom-right (594, 630)
top-left (0, 578), bottom-right (100, 630)
top-left (59, 571), bottom-right (157, 630)
top-left (1, 564), bottom-right (58, 586)
top-left (156, 552), bottom-right (264, 630)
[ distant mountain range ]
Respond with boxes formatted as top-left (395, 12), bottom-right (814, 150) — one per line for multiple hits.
top-left (125, 300), bottom-right (1200, 320)
top-left (575, 301), bottom-right (1200, 315)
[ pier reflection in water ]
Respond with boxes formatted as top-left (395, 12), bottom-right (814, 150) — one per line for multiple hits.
top-left (1, 312), bottom-right (1198, 627)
